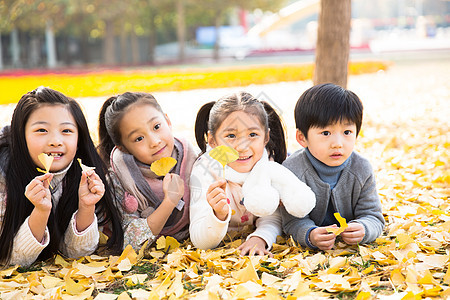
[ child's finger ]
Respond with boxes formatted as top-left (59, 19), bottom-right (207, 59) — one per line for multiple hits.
top-left (80, 171), bottom-right (88, 186)
top-left (207, 179), bottom-right (227, 194)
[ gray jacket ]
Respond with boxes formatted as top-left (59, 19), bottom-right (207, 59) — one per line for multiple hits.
top-left (281, 149), bottom-right (385, 247)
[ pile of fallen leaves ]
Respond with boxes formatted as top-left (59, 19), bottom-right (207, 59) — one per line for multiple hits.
top-left (0, 64), bottom-right (449, 299)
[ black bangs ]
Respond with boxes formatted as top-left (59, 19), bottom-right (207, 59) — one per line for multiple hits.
top-left (295, 83), bottom-right (363, 138)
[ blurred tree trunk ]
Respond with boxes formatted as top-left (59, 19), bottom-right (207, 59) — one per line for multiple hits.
top-left (313, 0), bottom-right (351, 88)
top-left (176, 0), bottom-right (186, 63)
top-left (80, 33), bottom-right (90, 64)
top-left (120, 29), bottom-right (128, 64)
top-left (45, 21), bottom-right (57, 68)
top-left (148, 11), bottom-right (156, 65)
top-left (11, 28), bottom-right (21, 67)
top-left (103, 19), bottom-right (116, 65)
top-left (62, 36), bottom-right (71, 65)
top-left (0, 33), bottom-right (3, 70)
top-left (130, 30), bottom-right (140, 64)
top-left (213, 12), bottom-right (222, 62)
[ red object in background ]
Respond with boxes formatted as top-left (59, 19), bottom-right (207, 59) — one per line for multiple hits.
top-left (240, 9), bottom-right (248, 32)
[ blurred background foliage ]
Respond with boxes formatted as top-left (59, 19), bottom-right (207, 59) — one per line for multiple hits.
top-left (0, 0), bottom-right (448, 69)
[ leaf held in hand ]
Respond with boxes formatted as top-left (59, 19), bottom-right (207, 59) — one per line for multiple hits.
top-left (77, 158), bottom-right (96, 172)
top-left (209, 145), bottom-right (239, 168)
top-left (326, 212), bottom-right (348, 236)
top-left (37, 153), bottom-right (54, 173)
top-left (150, 157), bottom-right (177, 176)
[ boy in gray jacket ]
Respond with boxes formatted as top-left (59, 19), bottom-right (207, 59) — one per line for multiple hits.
top-left (281, 83), bottom-right (384, 250)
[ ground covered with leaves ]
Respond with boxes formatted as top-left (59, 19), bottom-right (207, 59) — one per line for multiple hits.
top-left (0, 59), bottom-right (448, 299)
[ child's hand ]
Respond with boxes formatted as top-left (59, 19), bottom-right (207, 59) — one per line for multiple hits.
top-left (78, 170), bottom-right (105, 209)
top-left (238, 236), bottom-right (271, 256)
top-left (310, 226), bottom-right (337, 250)
top-left (341, 222), bottom-right (365, 245)
top-left (206, 178), bottom-right (228, 221)
top-left (163, 173), bottom-right (184, 206)
top-left (25, 173), bottom-right (53, 212)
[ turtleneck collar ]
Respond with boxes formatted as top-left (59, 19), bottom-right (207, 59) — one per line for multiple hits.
top-left (305, 148), bottom-right (351, 189)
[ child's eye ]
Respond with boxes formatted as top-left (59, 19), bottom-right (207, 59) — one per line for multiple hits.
top-left (249, 132), bottom-right (258, 138)
top-left (135, 136), bottom-right (144, 142)
top-left (321, 131), bottom-right (331, 136)
top-left (35, 128), bottom-right (47, 133)
top-left (154, 124), bottom-right (161, 130)
top-left (344, 130), bottom-right (352, 135)
top-left (226, 134), bottom-right (236, 139)
top-left (62, 129), bottom-right (73, 133)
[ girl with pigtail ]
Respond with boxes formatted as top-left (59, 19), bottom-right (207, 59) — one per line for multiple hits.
top-left (190, 91), bottom-right (315, 255)
top-left (98, 92), bottom-right (197, 251)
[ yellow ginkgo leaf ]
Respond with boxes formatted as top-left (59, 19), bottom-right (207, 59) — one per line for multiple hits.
top-left (77, 158), bottom-right (95, 172)
top-left (150, 157), bottom-right (177, 176)
top-left (326, 213), bottom-right (348, 236)
top-left (37, 153), bottom-right (54, 189)
top-left (155, 236), bottom-right (180, 253)
top-left (209, 145), bottom-right (239, 168)
top-left (37, 153), bottom-right (54, 173)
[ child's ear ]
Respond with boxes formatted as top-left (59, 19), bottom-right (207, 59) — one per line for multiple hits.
top-left (207, 131), bottom-right (216, 148)
top-left (296, 129), bottom-right (308, 148)
top-left (117, 145), bottom-right (129, 153)
top-left (164, 113), bottom-right (172, 128)
top-left (264, 128), bottom-right (270, 146)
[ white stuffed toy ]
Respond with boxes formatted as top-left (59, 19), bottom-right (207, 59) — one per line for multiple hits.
top-left (240, 152), bottom-right (316, 218)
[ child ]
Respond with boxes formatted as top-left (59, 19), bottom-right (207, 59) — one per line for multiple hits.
top-left (98, 92), bottom-right (197, 251)
top-left (0, 87), bottom-right (123, 267)
top-left (190, 91), bottom-right (315, 255)
top-left (281, 83), bottom-right (385, 250)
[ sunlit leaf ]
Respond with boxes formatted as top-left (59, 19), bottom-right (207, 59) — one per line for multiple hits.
top-left (38, 153), bottom-right (54, 173)
top-left (231, 259), bottom-right (259, 283)
top-left (77, 158), bottom-right (95, 172)
top-left (326, 213), bottom-right (348, 235)
top-left (150, 157), bottom-right (177, 176)
top-left (209, 145), bottom-right (238, 176)
top-left (156, 236), bottom-right (180, 253)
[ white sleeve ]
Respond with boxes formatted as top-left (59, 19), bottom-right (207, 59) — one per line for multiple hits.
top-left (247, 208), bottom-right (282, 250)
top-left (10, 217), bottom-right (50, 267)
top-left (62, 211), bottom-right (99, 258)
top-left (189, 155), bottom-right (231, 250)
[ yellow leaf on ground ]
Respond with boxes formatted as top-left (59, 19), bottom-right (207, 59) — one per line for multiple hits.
top-left (55, 255), bottom-right (70, 268)
top-left (41, 275), bottom-right (64, 289)
top-left (396, 233), bottom-right (415, 249)
top-left (355, 291), bottom-right (372, 300)
top-left (232, 259), bottom-right (259, 283)
top-left (64, 270), bottom-right (86, 295)
top-left (117, 258), bottom-right (133, 272)
top-left (390, 268), bottom-right (406, 286)
top-left (116, 244), bottom-right (138, 265)
top-left (293, 281), bottom-right (310, 297)
top-left (150, 157), bottom-right (177, 176)
top-left (117, 291), bottom-right (132, 300)
top-left (417, 270), bottom-right (438, 285)
top-left (443, 266), bottom-right (450, 285)
top-left (156, 236), bottom-right (180, 253)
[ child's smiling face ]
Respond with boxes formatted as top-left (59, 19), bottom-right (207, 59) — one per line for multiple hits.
top-left (25, 104), bottom-right (79, 172)
top-left (118, 103), bottom-right (174, 165)
top-left (297, 120), bottom-right (357, 167)
top-left (209, 111), bottom-right (269, 173)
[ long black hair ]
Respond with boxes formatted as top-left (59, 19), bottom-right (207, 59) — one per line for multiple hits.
top-left (0, 87), bottom-right (123, 265)
top-left (194, 91), bottom-right (287, 163)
